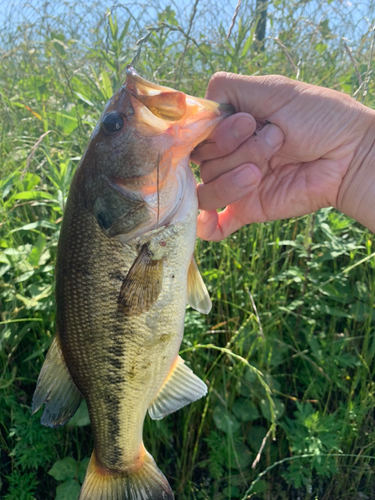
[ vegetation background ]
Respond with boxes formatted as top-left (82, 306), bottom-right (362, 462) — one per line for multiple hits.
top-left (1, 0), bottom-right (375, 498)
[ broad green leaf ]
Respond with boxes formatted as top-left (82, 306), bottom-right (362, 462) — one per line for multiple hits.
top-left (77, 458), bottom-right (90, 484)
top-left (312, 302), bottom-right (351, 319)
top-left (233, 398), bottom-right (260, 422)
top-left (251, 479), bottom-right (267, 494)
top-left (213, 406), bottom-right (240, 434)
top-left (13, 270), bottom-right (35, 283)
top-left (55, 479), bottom-right (81, 500)
top-left (0, 253), bottom-right (11, 264)
top-left (16, 284), bottom-right (53, 308)
top-left (48, 457), bottom-right (77, 481)
top-left (247, 425), bottom-right (267, 452)
top-left (229, 441), bottom-right (253, 470)
top-left (68, 401), bottom-right (90, 427)
top-left (260, 397), bottom-right (285, 421)
top-left (0, 264), bottom-right (11, 278)
top-left (223, 485), bottom-right (240, 498)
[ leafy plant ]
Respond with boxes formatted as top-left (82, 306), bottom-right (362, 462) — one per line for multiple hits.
top-left (48, 457), bottom-right (90, 500)
top-left (281, 402), bottom-right (341, 489)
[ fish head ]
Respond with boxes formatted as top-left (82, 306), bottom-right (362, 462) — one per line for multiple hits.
top-left (77, 66), bottom-right (233, 241)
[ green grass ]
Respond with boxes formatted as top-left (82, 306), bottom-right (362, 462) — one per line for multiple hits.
top-left (1, 0), bottom-right (375, 499)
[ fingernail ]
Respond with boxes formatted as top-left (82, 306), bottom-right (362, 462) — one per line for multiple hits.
top-left (265, 125), bottom-right (284, 148)
top-left (231, 116), bottom-right (254, 139)
top-left (200, 210), bottom-right (212, 224)
top-left (234, 165), bottom-right (257, 188)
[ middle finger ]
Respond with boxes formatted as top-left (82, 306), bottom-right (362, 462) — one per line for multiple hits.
top-left (200, 123), bottom-right (284, 184)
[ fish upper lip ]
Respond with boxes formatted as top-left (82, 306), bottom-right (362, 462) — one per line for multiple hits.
top-left (125, 65), bottom-right (172, 96)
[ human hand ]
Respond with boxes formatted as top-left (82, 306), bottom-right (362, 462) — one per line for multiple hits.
top-left (193, 73), bottom-right (375, 241)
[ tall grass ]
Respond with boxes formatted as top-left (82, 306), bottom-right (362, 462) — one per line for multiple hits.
top-left (1, 1), bottom-right (375, 499)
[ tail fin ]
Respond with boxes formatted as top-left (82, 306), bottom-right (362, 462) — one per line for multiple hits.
top-left (79, 450), bottom-right (174, 500)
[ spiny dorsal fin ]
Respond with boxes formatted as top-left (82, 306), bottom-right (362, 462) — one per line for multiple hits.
top-left (118, 244), bottom-right (163, 316)
top-left (32, 335), bottom-right (82, 427)
top-left (187, 257), bottom-right (211, 314)
top-left (148, 356), bottom-right (207, 420)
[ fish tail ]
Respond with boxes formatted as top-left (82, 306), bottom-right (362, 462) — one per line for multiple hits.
top-left (79, 449), bottom-right (174, 500)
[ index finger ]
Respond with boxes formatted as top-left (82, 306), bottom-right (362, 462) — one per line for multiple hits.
top-left (191, 112), bottom-right (256, 165)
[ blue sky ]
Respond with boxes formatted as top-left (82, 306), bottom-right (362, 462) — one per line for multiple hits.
top-left (0, 0), bottom-right (372, 50)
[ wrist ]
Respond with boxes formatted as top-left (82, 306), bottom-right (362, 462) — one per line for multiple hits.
top-left (337, 106), bottom-right (375, 232)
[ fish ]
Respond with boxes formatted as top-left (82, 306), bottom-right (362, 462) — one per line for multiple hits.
top-left (32, 65), bottom-right (233, 500)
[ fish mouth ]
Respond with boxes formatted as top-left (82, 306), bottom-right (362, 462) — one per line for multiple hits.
top-left (124, 65), bottom-right (234, 138)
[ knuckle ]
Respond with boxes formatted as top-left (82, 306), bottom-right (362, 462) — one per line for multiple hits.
top-left (212, 181), bottom-right (226, 207)
top-left (200, 164), bottom-right (210, 184)
top-left (209, 71), bottom-right (229, 89)
top-left (264, 74), bottom-right (291, 87)
top-left (198, 185), bottom-right (217, 211)
top-left (208, 71), bottom-right (240, 95)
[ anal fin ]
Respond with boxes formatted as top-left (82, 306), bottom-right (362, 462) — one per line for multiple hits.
top-left (32, 335), bottom-right (82, 427)
top-left (187, 257), bottom-right (212, 314)
top-left (148, 356), bottom-right (207, 420)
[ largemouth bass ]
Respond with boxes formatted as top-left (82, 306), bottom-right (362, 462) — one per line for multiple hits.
top-left (32, 66), bottom-right (232, 500)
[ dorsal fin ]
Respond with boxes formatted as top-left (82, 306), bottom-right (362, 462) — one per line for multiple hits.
top-left (187, 257), bottom-right (211, 314)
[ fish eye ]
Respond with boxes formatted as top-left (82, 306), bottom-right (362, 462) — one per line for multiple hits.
top-left (102, 112), bottom-right (125, 134)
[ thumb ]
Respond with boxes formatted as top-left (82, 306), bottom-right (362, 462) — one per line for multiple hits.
top-left (205, 72), bottom-right (300, 117)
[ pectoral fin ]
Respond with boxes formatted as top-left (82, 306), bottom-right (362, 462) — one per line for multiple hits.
top-left (187, 257), bottom-right (212, 314)
top-left (148, 356), bottom-right (207, 420)
top-left (118, 244), bottom-right (163, 316)
top-left (32, 335), bottom-right (82, 427)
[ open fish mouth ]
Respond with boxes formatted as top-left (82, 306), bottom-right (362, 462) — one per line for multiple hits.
top-left (124, 65), bottom-right (234, 138)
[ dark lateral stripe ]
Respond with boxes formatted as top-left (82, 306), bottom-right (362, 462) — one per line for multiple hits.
top-left (104, 392), bottom-right (123, 468)
top-left (103, 326), bottom-right (126, 467)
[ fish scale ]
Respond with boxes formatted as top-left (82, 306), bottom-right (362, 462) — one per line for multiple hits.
top-left (32, 66), bottom-right (233, 500)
